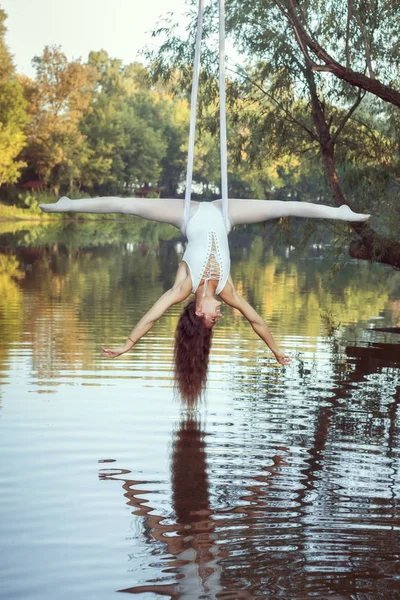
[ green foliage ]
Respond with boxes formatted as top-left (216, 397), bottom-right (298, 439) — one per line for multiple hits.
top-left (1, 214), bottom-right (179, 250)
top-left (20, 46), bottom-right (97, 195)
top-left (0, 9), bottom-right (28, 186)
top-left (0, 2), bottom-right (398, 245)
top-left (20, 192), bottom-right (39, 210)
top-left (148, 0), bottom-right (399, 235)
top-left (0, 202), bottom-right (42, 220)
top-left (157, 94), bottom-right (189, 196)
top-left (0, 9), bottom-right (13, 82)
top-left (15, 190), bottom-right (62, 214)
top-left (80, 52), bottom-right (190, 196)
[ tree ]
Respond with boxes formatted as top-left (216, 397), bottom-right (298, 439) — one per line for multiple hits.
top-left (157, 93), bottom-right (190, 196)
top-left (21, 46), bottom-right (97, 195)
top-left (274, 0), bottom-right (400, 108)
top-left (80, 53), bottom-right (172, 195)
top-left (0, 9), bottom-right (27, 187)
top-left (149, 0), bottom-right (400, 267)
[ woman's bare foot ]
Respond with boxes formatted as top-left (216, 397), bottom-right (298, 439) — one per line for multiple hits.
top-left (338, 204), bottom-right (370, 222)
top-left (39, 196), bottom-right (71, 213)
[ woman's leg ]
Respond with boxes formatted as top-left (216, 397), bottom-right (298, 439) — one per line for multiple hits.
top-left (226, 199), bottom-right (370, 227)
top-left (39, 196), bottom-right (194, 229)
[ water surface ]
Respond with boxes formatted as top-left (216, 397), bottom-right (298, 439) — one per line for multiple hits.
top-left (0, 219), bottom-right (399, 599)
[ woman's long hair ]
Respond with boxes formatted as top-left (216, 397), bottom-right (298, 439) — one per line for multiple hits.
top-left (174, 298), bottom-right (213, 405)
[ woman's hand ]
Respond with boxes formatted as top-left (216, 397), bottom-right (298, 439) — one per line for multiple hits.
top-left (101, 341), bottom-right (132, 359)
top-left (274, 351), bottom-right (291, 366)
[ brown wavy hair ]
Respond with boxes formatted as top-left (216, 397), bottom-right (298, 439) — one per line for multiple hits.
top-left (174, 298), bottom-right (213, 405)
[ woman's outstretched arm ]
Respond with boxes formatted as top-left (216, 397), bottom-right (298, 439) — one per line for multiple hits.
top-left (101, 264), bottom-right (192, 358)
top-left (219, 277), bottom-right (291, 366)
top-left (39, 196), bottom-right (187, 228)
top-left (227, 199), bottom-right (370, 227)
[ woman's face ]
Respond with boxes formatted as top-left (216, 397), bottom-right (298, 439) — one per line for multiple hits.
top-left (196, 297), bottom-right (223, 329)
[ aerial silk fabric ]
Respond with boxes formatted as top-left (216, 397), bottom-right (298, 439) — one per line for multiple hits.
top-left (183, 0), bottom-right (229, 234)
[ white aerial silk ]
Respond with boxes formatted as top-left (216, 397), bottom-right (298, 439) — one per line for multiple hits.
top-left (183, 0), bottom-right (229, 234)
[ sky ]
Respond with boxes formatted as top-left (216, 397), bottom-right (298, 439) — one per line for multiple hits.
top-left (1, 0), bottom-right (190, 77)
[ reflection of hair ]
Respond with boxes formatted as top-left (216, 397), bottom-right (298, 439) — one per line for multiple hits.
top-left (172, 415), bottom-right (209, 524)
top-left (174, 298), bottom-right (213, 405)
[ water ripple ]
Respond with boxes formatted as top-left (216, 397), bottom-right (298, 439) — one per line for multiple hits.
top-left (1, 239), bottom-right (399, 599)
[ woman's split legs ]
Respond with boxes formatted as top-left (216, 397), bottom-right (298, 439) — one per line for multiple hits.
top-left (39, 196), bottom-right (370, 229)
top-left (39, 197), bottom-right (197, 229)
top-left (226, 199), bottom-right (370, 227)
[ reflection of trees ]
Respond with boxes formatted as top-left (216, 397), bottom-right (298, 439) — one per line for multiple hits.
top-left (21, 247), bottom-right (171, 378)
top-left (230, 239), bottom-right (398, 344)
top-left (0, 227), bottom-right (185, 384)
top-left (0, 254), bottom-right (24, 384)
top-left (0, 220), bottom-right (184, 380)
top-left (1, 221), bottom-right (399, 392)
top-left (0, 218), bottom-right (179, 251)
top-left (2, 221), bottom-right (400, 596)
top-left (343, 342), bottom-right (400, 495)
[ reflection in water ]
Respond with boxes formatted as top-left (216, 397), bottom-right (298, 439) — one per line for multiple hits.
top-left (99, 411), bottom-right (287, 598)
top-left (1, 222), bottom-right (400, 599)
top-left (98, 355), bottom-right (400, 598)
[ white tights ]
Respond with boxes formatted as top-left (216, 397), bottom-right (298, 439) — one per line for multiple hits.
top-left (39, 196), bottom-right (370, 228)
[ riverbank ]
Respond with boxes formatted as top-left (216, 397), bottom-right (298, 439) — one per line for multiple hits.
top-left (0, 203), bottom-right (128, 222)
top-left (0, 204), bottom-right (45, 221)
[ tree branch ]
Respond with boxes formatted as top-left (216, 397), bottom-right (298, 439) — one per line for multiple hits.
top-left (345, 0), bottom-right (353, 70)
top-left (274, 0), bottom-right (400, 108)
top-left (332, 88), bottom-right (366, 144)
top-left (353, 11), bottom-right (375, 79)
top-left (227, 65), bottom-right (318, 141)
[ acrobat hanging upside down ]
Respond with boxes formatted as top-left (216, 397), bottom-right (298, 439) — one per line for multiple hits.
top-left (40, 196), bottom-right (369, 402)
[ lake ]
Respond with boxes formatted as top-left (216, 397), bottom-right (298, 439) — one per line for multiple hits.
top-left (0, 217), bottom-right (399, 599)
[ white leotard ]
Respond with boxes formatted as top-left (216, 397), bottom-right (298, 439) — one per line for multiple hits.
top-left (181, 202), bottom-right (231, 295)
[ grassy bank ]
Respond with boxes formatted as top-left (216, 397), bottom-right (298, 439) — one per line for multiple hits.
top-left (0, 201), bottom-right (126, 222)
top-left (0, 203), bottom-right (46, 221)
top-left (0, 192), bottom-right (97, 222)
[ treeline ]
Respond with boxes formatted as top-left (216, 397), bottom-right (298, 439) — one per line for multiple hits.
top-left (0, 7), bottom-right (345, 207)
top-left (1, 8), bottom-right (284, 205)
top-left (1, 4), bottom-right (400, 267)
top-left (0, 10), bottom-right (188, 200)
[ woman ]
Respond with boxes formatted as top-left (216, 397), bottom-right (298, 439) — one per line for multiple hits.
top-left (40, 196), bottom-right (370, 401)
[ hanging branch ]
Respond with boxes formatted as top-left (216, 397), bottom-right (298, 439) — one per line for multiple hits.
top-left (345, 0), bottom-right (353, 70)
top-left (228, 65), bottom-right (318, 141)
top-left (274, 0), bottom-right (400, 108)
top-left (353, 10), bottom-right (375, 79)
top-left (332, 87), bottom-right (366, 144)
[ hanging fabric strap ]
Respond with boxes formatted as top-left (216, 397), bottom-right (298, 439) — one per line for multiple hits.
top-left (219, 0), bottom-right (229, 229)
top-left (183, 0), bottom-right (205, 233)
top-left (183, 0), bottom-right (229, 234)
